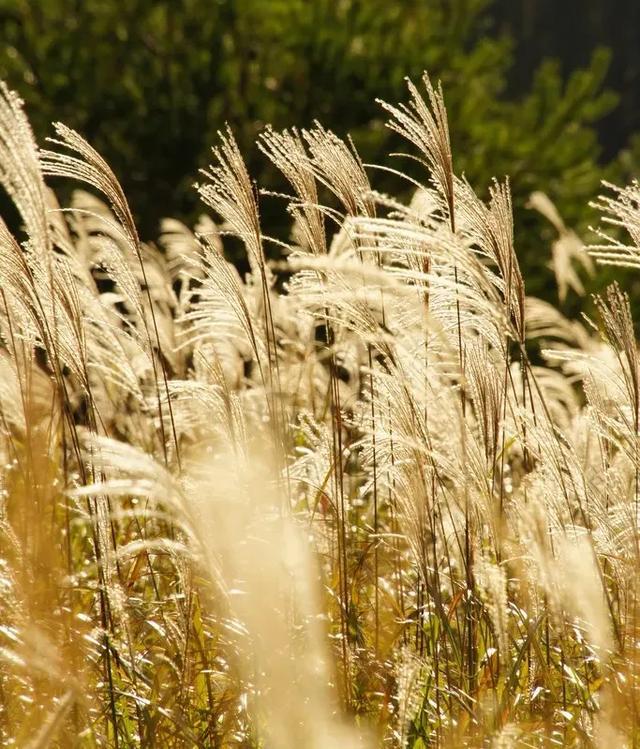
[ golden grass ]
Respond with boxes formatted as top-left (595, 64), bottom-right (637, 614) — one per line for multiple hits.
top-left (0, 74), bottom-right (639, 748)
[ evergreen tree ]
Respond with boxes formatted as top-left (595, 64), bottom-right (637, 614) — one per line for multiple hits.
top-left (0, 0), bottom-right (623, 300)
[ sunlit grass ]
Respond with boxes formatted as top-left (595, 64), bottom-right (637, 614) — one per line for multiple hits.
top-left (0, 75), bottom-right (638, 748)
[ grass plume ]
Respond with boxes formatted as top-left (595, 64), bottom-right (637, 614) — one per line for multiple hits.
top-left (0, 76), bottom-right (639, 748)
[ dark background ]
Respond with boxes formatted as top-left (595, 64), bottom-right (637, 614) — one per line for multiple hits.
top-left (1, 0), bottom-right (639, 307)
top-left (495, 0), bottom-right (640, 159)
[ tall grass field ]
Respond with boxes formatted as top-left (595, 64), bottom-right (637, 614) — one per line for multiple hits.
top-left (1, 74), bottom-right (640, 747)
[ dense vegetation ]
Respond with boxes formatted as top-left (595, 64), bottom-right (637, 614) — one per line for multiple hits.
top-left (1, 66), bottom-right (640, 747)
top-left (0, 0), bottom-right (628, 306)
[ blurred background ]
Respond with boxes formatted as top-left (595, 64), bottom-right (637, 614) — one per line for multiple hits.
top-left (1, 0), bottom-right (639, 309)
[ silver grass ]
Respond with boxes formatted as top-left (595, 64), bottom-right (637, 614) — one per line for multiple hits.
top-left (1, 75), bottom-right (640, 747)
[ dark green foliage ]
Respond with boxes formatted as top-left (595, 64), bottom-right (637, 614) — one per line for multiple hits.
top-left (0, 0), bottom-right (625, 302)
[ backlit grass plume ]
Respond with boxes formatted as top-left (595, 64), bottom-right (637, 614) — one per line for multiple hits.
top-left (0, 75), bottom-right (639, 749)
